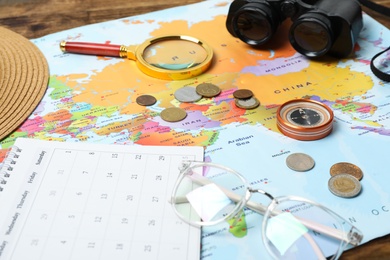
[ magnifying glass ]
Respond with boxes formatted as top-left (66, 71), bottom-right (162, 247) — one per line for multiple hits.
top-left (60, 35), bottom-right (213, 80)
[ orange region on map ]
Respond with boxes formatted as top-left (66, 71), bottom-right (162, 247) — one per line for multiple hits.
top-left (94, 115), bottom-right (148, 136)
top-left (0, 2), bottom-right (380, 161)
top-left (135, 129), bottom-right (210, 146)
top-left (236, 63), bottom-right (373, 107)
top-left (334, 99), bottom-right (381, 127)
top-left (52, 13), bottom-right (374, 120)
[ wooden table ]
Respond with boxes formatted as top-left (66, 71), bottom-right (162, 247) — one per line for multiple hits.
top-left (1, 0), bottom-right (389, 259)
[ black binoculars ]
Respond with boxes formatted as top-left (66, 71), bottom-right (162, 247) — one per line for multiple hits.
top-left (226, 0), bottom-right (363, 58)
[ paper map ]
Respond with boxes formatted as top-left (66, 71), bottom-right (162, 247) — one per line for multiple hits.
top-left (1, 0), bottom-right (390, 258)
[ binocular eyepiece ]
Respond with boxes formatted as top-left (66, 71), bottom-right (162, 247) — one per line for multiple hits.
top-left (226, 0), bottom-right (363, 58)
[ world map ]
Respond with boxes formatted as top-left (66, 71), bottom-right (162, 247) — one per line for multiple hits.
top-left (1, 0), bottom-right (390, 259)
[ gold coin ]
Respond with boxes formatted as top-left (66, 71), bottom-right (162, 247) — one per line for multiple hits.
top-left (136, 94), bottom-right (157, 106)
top-left (160, 107), bottom-right (187, 122)
top-left (233, 89), bottom-right (253, 99)
top-left (328, 173), bottom-right (362, 198)
top-left (330, 162), bottom-right (363, 181)
top-left (196, 83), bottom-right (221, 98)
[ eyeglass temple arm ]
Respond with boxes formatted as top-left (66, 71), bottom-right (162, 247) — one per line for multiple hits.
top-left (173, 174), bottom-right (354, 245)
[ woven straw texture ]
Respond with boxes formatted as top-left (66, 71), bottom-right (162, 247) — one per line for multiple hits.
top-left (0, 27), bottom-right (49, 140)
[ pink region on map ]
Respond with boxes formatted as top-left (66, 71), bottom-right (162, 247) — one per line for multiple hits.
top-left (352, 126), bottom-right (390, 136)
top-left (241, 53), bottom-right (309, 76)
top-left (141, 121), bottom-right (171, 134)
top-left (214, 89), bottom-right (236, 104)
top-left (356, 105), bottom-right (373, 113)
top-left (20, 117), bottom-right (46, 134)
top-left (154, 110), bottom-right (221, 130)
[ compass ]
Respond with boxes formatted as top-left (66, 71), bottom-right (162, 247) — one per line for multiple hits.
top-left (277, 99), bottom-right (334, 141)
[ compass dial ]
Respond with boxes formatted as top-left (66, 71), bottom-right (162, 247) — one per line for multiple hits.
top-left (287, 107), bottom-right (323, 126)
top-left (277, 99), bottom-right (334, 141)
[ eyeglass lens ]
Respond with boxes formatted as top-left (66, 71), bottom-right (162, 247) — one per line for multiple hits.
top-left (263, 199), bottom-right (350, 259)
top-left (172, 163), bottom-right (357, 259)
top-left (172, 164), bottom-right (248, 225)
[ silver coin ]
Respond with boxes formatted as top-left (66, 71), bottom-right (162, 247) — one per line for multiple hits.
top-left (174, 86), bottom-right (202, 103)
top-left (286, 153), bottom-right (315, 172)
top-left (235, 97), bottom-right (260, 109)
top-left (328, 173), bottom-right (362, 198)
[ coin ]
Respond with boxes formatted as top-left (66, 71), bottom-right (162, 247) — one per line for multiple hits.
top-left (235, 97), bottom-right (260, 109)
top-left (286, 153), bottom-right (315, 172)
top-left (174, 86), bottom-right (202, 103)
top-left (136, 94), bottom-right (157, 106)
top-left (328, 173), bottom-right (362, 198)
top-left (233, 89), bottom-right (253, 99)
top-left (196, 83), bottom-right (221, 98)
top-left (330, 162), bottom-right (363, 181)
top-left (160, 107), bottom-right (187, 122)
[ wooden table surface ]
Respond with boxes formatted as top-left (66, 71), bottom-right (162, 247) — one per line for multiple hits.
top-left (1, 0), bottom-right (390, 259)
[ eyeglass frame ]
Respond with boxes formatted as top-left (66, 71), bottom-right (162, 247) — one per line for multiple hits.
top-left (170, 161), bottom-right (363, 259)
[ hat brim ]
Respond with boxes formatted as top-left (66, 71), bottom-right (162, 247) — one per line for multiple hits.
top-left (0, 27), bottom-right (49, 141)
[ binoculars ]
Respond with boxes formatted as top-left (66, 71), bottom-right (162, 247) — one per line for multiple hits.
top-left (226, 0), bottom-right (363, 58)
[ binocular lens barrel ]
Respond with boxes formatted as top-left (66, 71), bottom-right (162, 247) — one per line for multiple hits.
top-left (236, 11), bottom-right (271, 44)
top-left (232, 4), bottom-right (278, 45)
top-left (226, 0), bottom-right (363, 58)
top-left (290, 15), bottom-right (333, 57)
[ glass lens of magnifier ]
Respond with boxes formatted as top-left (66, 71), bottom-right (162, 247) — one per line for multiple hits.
top-left (142, 39), bottom-right (209, 70)
top-left (172, 164), bottom-right (248, 225)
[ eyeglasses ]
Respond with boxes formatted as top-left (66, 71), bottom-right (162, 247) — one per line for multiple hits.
top-left (170, 161), bottom-right (363, 259)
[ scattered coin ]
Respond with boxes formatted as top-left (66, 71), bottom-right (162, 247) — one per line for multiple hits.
top-left (160, 107), bottom-right (187, 122)
top-left (196, 83), bottom-right (221, 98)
top-left (136, 94), bottom-right (157, 106)
top-left (286, 153), bottom-right (315, 172)
top-left (235, 97), bottom-right (260, 109)
top-left (330, 162), bottom-right (363, 181)
top-left (328, 173), bottom-right (362, 198)
top-left (174, 86), bottom-right (202, 103)
top-left (233, 89), bottom-right (253, 99)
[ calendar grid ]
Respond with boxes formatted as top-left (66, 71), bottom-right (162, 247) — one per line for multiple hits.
top-left (0, 140), bottom-right (202, 260)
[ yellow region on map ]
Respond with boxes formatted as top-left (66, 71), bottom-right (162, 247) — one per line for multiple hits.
top-left (46, 14), bottom-right (373, 142)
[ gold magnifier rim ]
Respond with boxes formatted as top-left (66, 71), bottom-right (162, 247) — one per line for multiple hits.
top-left (131, 35), bottom-right (213, 80)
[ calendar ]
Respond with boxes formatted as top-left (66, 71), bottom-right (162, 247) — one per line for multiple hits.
top-left (0, 138), bottom-right (203, 260)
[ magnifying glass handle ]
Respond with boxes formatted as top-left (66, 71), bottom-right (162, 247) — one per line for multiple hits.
top-left (60, 41), bottom-right (128, 58)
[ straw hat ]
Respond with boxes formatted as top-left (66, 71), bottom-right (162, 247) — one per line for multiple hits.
top-left (0, 27), bottom-right (49, 141)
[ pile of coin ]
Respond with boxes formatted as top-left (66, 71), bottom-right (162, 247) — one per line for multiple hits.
top-left (174, 83), bottom-right (221, 103)
top-left (159, 83), bottom-right (222, 123)
top-left (328, 162), bottom-right (363, 198)
top-left (233, 89), bottom-right (260, 110)
top-left (140, 84), bottom-right (261, 123)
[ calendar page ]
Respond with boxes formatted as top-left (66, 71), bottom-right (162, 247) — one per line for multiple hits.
top-left (0, 138), bottom-right (203, 260)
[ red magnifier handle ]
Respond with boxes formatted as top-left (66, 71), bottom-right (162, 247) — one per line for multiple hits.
top-left (60, 41), bottom-right (127, 58)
